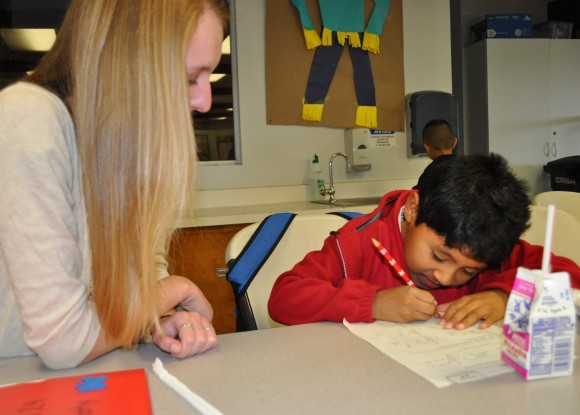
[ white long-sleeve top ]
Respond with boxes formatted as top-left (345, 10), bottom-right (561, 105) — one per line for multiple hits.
top-left (0, 83), bottom-right (169, 368)
top-left (0, 82), bottom-right (99, 368)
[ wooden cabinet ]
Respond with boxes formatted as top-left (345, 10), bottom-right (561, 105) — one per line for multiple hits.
top-left (167, 223), bottom-right (250, 334)
top-left (464, 39), bottom-right (580, 194)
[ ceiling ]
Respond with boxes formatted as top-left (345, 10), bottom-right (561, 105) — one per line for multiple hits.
top-left (0, 0), bottom-right (234, 124)
top-left (0, 1), bottom-right (68, 86)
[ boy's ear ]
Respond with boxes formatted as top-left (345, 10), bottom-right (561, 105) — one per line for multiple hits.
top-left (451, 137), bottom-right (458, 150)
top-left (423, 144), bottom-right (436, 160)
top-left (404, 192), bottom-right (420, 223)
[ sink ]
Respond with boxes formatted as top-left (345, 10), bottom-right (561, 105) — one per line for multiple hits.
top-left (311, 196), bottom-right (382, 207)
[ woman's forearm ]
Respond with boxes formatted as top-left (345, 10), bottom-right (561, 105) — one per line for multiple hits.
top-left (158, 275), bottom-right (213, 321)
top-left (80, 330), bottom-right (121, 364)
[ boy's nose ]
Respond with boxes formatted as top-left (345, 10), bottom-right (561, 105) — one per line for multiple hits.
top-left (433, 268), bottom-right (455, 286)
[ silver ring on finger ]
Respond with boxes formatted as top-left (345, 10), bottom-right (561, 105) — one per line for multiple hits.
top-left (178, 322), bottom-right (193, 330)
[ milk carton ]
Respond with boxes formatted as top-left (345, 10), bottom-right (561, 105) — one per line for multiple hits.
top-left (502, 267), bottom-right (576, 380)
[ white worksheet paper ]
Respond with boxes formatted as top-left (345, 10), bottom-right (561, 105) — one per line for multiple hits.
top-left (343, 318), bottom-right (512, 388)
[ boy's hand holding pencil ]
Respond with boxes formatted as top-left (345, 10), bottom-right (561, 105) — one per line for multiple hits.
top-left (371, 237), bottom-right (442, 319)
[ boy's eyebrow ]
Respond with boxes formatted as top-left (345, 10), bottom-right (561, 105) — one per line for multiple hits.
top-left (437, 245), bottom-right (455, 257)
top-left (438, 246), bottom-right (485, 271)
top-left (441, 243), bottom-right (473, 257)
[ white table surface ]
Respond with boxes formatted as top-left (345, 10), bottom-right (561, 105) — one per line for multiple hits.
top-left (1, 322), bottom-right (578, 415)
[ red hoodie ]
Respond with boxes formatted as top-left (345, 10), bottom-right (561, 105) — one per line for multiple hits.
top-left (268, 190), bottom-right (580, 325)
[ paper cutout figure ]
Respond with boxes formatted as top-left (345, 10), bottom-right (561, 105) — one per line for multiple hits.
top-left (291, 0), bottom-right (391, 128)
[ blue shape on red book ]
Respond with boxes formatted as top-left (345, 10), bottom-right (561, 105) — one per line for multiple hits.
top-left (76, 375), bottom-right (108, 392)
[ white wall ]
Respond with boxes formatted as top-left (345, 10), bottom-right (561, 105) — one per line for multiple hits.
top-left (194, 0), bottom-right (452, 208)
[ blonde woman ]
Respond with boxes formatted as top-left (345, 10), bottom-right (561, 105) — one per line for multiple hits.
top-left (0, 0), bottom-right (227, 369)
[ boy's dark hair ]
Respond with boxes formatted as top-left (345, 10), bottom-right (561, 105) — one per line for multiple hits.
top-left (422, 119), bottom-right (455, 151)
top-left (415, 153), bottom-right (530, 268)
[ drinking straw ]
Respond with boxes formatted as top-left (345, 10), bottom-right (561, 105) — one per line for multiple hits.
top-left (541, 205), bottom-right (556, 274)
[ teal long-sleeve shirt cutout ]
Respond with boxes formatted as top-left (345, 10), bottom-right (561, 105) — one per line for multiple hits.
top-left (290, 0), bottom-right (391, 35)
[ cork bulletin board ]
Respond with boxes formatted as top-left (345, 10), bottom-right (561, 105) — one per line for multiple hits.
top-left (265, 0), bottom-right (405, 131)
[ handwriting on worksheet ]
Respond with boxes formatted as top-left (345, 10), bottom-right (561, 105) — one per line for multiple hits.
top-left (344, 319), bottom-right (511, 388)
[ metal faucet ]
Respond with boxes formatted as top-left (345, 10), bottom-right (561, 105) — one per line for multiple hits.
top-left (320, 152), bottom-right (351, 204)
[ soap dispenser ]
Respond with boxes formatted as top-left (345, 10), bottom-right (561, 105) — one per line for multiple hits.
top-left (309, 153), bottom-right (325, 201)
top-left (345, 129), bottom-right (372, 171)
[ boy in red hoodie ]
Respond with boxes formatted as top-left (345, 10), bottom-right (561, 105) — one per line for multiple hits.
top-left (268, 153), bottom-right (580, 330)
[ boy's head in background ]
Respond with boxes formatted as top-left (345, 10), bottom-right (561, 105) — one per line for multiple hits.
top-left (403, 153), bottom-right (530, 287)
top-left (422, 119), bottom-right (458, 160)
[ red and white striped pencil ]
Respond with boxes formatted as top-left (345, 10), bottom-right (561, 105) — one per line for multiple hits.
top-left (371, 237), bottom-right (414, 286)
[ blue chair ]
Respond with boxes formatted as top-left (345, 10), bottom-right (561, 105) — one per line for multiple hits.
top-left (225, 212), bottom-right (362, 331)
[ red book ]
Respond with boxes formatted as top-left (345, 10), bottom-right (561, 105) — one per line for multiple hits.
top-left (0, 368), bottom-right (152, 414)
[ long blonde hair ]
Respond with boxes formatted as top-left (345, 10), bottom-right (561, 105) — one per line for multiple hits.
top-left (28, 0), bottom-right (227, 345)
